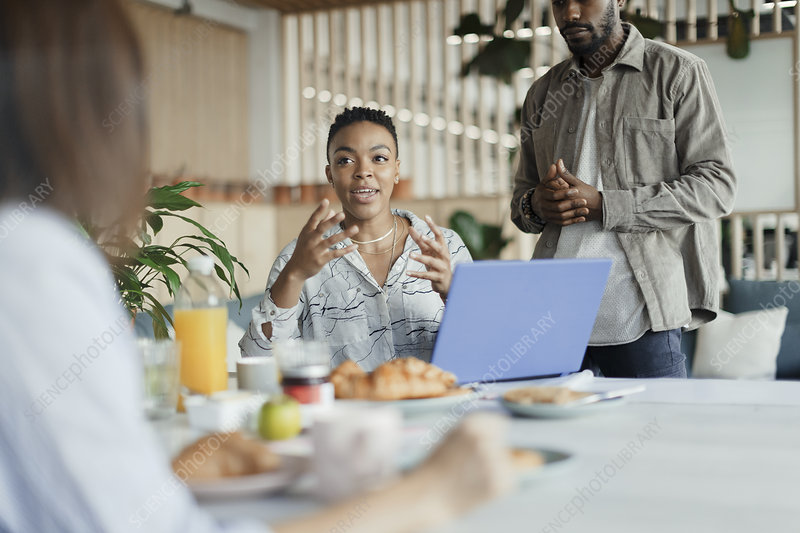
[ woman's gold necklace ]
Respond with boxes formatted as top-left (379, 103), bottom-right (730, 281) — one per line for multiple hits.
top-left (350, 217), bottom-right (395, 245)
top-left (357, 216), bottom-right (400, 255)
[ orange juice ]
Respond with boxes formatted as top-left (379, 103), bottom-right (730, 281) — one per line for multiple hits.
top-left (174, 307), bottom-right (228, 395)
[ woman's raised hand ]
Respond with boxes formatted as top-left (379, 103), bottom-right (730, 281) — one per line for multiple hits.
top-left (407, 215), bottom-right (454, 301)
top-left (284, 199), bottom-right (359, 282)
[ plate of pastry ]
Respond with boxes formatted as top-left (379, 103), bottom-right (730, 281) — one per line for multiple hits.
top-left (501, 385), bottom-right (639, 419)
top-left (172, 432), bottom-right (309, 499)
top-left (330, 358), bottom-right (479, 416)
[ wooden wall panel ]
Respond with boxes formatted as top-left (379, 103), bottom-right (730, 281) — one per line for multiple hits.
top-left (126, 1), bottom-right (249, 182)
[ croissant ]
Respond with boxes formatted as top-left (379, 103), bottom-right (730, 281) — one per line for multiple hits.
top-left (171, 431), bottom-right (280, 481)
top-left (331, 357), bottom-right (458, 401)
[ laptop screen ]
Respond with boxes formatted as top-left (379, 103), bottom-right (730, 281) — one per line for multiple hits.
top-left (430, 258), bottom-right (611, 384)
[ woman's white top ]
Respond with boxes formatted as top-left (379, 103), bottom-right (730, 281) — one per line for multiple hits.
top-left (239, 210), bottom-right (472, 371)
top-left (0, 203), bottom-right (268, 533)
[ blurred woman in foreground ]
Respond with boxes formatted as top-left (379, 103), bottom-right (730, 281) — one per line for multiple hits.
top-left (0, 1), bottom-right (511, 532)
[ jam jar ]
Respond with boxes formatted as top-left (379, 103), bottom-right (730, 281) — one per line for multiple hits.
top-left (281, 364), bottom-right (334, 405)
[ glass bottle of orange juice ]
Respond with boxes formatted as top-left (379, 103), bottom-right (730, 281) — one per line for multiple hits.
top-left (174, 255), bottom-right (228, 395)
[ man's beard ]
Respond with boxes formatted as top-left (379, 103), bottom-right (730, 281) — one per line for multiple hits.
top-left (562, 0), bottom-right (617, 57)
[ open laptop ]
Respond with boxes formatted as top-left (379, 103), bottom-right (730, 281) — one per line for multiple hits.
top-left (430, 258), bottom-right (611, 384)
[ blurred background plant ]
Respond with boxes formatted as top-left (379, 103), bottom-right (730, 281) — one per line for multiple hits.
top-left (454, 0), bottom-right (663, 83)
top-left (82, 181), bottom-right (248, 338)
top-left (449, 210), bottom-right (512, 260)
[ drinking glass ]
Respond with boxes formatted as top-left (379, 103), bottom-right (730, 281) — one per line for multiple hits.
top-left (272, 339), bottom-right (330, 375)
top-left (138, 338), bottom-right (181, 419)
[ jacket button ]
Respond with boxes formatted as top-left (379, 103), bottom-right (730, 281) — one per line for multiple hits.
top-left (546, 240), bottom-right (554, 248)
top-left (568, 126), bottom-right (575, 133)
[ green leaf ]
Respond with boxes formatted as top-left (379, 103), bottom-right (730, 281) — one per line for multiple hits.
top-left (448, 210), bottom-right (510, 260)
top-left (140, 246), bottom-right (180, 267)
top-left (141, 291), bottom-right (174, 326)
top-left (153, 211), bottom-right (222, 242)
top-left (147, 186), bottom-right (202, 211)
top-left (449, 211), bottom-right (485, 258)
top-left (145, 212), bottom-right (164, 235)
top-left (454, 13), bottom-right (495, 37)
top-left (163, 181), bottom-right (204, 194)
top-left (504, 0), bottom-right (525, 30)
top-left (137, 256), bottom-right (182, 296)
top-left (144, 308), bottom-right (170, 339)
top-left (726, 1), bottom-right (753, 59)
top-left (462, 38), bottom-right (530, 84)
top-left (622, 8), bottom-right (663, 40)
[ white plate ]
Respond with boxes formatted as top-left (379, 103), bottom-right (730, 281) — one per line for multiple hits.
top-left (187, 454), bottom-right (309, 499)
top-left (337, 389), bottom-right (480, 416)
top-left (399, 445), bottom-right (575, 483)
top-left (501, 397), bottom-right (627, 419)
top-left (516, 448), bottom-right (576, 484)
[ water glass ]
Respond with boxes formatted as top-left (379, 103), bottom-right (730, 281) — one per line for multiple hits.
top-left (138, 338), bottom-right (181, 419)
top-left (272, 339), bottom-right (331, 375)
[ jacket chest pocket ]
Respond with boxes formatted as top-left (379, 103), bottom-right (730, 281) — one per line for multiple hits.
top-left (622, 117), bottom-right (679, 186)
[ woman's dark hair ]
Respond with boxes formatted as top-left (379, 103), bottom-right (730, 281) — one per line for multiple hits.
top-left (326, 107), bottom-right (399, 162)
top-left (0, 0), bottom-right (147, 229)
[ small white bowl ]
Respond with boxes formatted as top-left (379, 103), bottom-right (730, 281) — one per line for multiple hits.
top-left (183, 391), bottom-right (267, 432)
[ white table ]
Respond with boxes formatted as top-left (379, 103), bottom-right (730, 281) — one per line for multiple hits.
top-left (168, 378), bottom-right (800, 533)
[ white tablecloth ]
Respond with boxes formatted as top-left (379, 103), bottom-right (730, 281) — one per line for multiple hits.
top-left (164, 378), bottom-right (800, 533)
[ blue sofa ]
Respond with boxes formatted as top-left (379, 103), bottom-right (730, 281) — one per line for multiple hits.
top-left (682, 279), bottom-right (800, 380)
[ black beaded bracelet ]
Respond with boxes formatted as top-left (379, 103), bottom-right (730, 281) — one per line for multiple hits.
top-left (521, 188), bottom-right (547, 226)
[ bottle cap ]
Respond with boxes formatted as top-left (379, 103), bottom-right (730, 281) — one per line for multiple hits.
top-left (187, 255), bottom-right (214, 275)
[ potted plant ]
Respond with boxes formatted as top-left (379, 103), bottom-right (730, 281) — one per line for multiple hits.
top-left (449, 210), bottom-right (512, 260)
top-left (83, 181), bottom-right (248, 339)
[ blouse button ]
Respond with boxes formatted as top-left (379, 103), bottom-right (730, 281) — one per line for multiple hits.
top-left (356, 288), bottom-right (361, 292)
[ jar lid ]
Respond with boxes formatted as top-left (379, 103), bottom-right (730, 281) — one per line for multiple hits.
top-left (282, 364), bottom-right (330, 379)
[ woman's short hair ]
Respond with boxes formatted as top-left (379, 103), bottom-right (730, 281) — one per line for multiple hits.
top-left (326, 107), bottom-right (399, 162)
top-left (0, 0), bottom-right (147, 229)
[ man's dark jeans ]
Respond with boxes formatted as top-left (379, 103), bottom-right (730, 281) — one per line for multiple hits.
top-left (581, 328), bottom-right (687, 378)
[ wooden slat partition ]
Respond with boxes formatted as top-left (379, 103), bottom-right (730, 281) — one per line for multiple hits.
top-left (707, 0), bottom-right (718, 40)
top-left (730, 215), bottom-right (745, 280)
top-left (776, 215), bottom-right (786, 281)
top-left (686, 0), bottom-right (697, 42)
top-left (751, 0), bottom-right (761, 36)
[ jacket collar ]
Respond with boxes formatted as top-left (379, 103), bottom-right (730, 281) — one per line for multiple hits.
top-left (560, 23), bottom-right (644, 82)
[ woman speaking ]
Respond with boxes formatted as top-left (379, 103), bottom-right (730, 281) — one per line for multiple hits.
top-left (240, 107), bottom-right (471, 369)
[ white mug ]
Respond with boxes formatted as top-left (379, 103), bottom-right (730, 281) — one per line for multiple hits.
top-left (311, 405), bottom-right (402, 502)
top-left (236, 356), bottom-right (279, 394)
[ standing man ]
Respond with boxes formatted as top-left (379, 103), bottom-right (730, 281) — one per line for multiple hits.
top-left (510, 0), bottom-right (736, 377)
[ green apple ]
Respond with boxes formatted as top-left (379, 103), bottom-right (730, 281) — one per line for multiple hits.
top-left (258, 395), bottom-right (302, 440)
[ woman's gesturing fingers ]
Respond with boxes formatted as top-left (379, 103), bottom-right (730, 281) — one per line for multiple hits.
top-left (407, 216), bottom-right (453, 300)
top-left (287, 201), bottom-right (357, 281)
